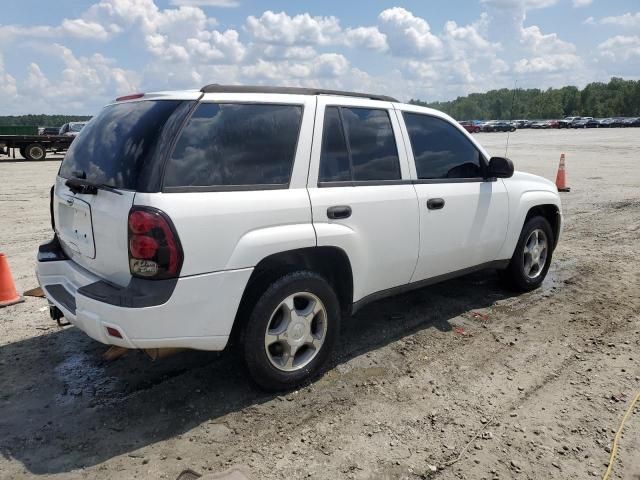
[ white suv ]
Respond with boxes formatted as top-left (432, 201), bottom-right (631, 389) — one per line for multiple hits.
top-left (37, 85), bottom-right (562, 390)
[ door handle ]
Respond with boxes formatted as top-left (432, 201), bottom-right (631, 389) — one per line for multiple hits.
top-left (327, 205), bottom-right (352, 219)
top-left (427, 198), bottom-right (445, 210)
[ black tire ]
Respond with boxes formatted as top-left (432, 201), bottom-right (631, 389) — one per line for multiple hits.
top-left (24, 143), bottom-right (46, 161)
top-left (241, 270), bottom-right (341, 391)
top-left (500, 216), bottom-right (554, 292)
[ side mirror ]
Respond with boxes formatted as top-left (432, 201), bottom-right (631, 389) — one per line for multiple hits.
top-left (487, 156), bottom-right (514, 178)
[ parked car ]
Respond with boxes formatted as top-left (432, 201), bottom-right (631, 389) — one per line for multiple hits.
top-left (545, 120), bottom-right (559, 129)
top-left (610, 117), bottom-right (627, 128)
top-left (482, 121), bottom-right (516, 132)
top-left (571, 117), bottom-right (594, 129)
top-left (558, 116), bottom-right (580, 128)
top-left (37, 86), bottom-right (562, 390)
top-left (531, 121), bottom-right (549, 129)
top-left (59, 121), bottom-right (88, 136)
top-left (40, 127), bottom-right (62, 136)
top-left (622, 117), bottom-right (640, 127)
top-left (514, 120), bottom-right (532, 129)
top-left (459, 120), bottom-right (480, 133)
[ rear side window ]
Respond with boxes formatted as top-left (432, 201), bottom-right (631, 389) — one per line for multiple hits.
top-left (319, 106), bottom-right (401, 183)
top-left (403, 112), bottom-right (483, 180)
top-left (59, 100), bottom-right (183, 190)
top-left (319, 107), bottom-right (350, 182)
top-left (164, 103), bottom-right (302, 189)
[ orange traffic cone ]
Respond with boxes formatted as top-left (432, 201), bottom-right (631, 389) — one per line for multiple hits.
top-left (0, 253), bottom-right (24, 307)
top-left (555, 153), bottom-right (570, 192)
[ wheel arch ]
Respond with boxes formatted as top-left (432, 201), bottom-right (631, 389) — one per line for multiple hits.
top-left (524, 204), bottom-right (561, 248)
top-left (230, 246), bottom-right (354, 343)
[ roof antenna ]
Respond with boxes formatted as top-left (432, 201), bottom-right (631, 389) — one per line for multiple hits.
top-left (505, 80), bottom-right (518, 158)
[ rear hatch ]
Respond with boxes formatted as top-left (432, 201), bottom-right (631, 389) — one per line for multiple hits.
top-left (55, 98), bottom-right (191, 286)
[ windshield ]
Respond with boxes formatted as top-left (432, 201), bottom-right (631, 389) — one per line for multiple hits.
top-left (69, 122), bottom-right (86, 132)
top-left (59, 100), bottom-right (183, 190)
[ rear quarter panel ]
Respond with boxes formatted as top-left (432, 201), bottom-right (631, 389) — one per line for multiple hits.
top-left (135, 189), bottom-right (316, 275)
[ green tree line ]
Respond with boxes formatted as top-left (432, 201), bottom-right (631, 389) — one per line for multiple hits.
top-left (411, 77), bottom-right (640, 120)
top-left (0, 114), bottom-right (92, 127)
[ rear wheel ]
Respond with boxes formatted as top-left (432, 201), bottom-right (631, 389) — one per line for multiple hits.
top-left (24, 143), bottom-right (46, 161)
top-left (242, 271), bottom-right (341, 391)
top-left (500, 216), bottom-right (553, 292)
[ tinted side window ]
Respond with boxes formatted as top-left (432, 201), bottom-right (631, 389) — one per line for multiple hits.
top-left (342, 107), bottom-right (401, 181)
top-left (164, 103), bottom-right (302, 188)
top-left (403, 113), bottom-right (482, 179)
top-left (319, 107), bottom-right (350, 182)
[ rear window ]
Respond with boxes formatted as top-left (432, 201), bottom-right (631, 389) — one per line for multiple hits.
top-left (163, 103), bottom-right (303, 190)
top-left (59, 100), bottom-right (183, 190)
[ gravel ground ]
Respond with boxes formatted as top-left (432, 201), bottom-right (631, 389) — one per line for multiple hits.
top-left (0, 129), bottom-right (639, 480)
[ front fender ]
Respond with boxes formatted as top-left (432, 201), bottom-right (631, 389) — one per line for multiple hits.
top-left (497, 190), bottom-right (561, 260)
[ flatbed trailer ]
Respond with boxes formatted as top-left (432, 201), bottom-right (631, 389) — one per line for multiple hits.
top-left (0, 135), bottom-right (74, 160)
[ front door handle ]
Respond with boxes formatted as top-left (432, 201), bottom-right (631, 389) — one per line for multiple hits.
top-left (327, 205), bottom-right (352, 219)
top-left (427, 198), bottom-right (445, 210)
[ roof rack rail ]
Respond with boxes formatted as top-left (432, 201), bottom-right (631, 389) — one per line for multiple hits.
top-left (199, 84), bottom-right (398, 102)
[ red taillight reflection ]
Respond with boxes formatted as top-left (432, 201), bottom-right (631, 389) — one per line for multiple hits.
top-left (128, 210), bottom-right (156, 234)
top-left (130, 235), bottom-right (158, 259)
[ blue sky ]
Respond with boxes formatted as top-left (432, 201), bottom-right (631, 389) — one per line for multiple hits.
top-left (1, 0), bottom-right (639, 114)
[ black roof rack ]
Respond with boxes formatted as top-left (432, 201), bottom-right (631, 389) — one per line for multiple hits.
top-left (199, 84), bottom-right (398, 102)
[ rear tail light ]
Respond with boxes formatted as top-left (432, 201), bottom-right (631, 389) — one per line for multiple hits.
top-left (127, 206), bottom-right (183, 279)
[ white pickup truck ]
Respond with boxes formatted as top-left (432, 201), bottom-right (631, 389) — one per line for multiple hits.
top-left (37, 85), bottom-right (562, 390)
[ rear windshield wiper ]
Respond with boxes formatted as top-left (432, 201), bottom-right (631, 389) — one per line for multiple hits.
top-left (65, 177), bottom-right (123, 196)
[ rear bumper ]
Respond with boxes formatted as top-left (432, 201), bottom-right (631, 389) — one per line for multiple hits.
top-left (36, 238), bottom-right (252, 351)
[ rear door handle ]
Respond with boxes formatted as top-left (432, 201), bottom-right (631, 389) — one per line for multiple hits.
top-left (327, 205), bottom-right (352, 219)
top-left (427, 198), bottom-right (445, 210)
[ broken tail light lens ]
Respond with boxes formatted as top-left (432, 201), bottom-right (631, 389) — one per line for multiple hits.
top-left (127, 207), bottom-right (183, 279)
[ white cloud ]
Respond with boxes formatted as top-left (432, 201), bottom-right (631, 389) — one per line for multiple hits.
top-left (572, 0), bottom-right (592, 7)
top-left (0, 44), bottom-right (139, 113)
top-left (344, 27), bottom-right (388, 51)
top-left (514, 54), bottom-right (581, 73)
top-left (378, 7), bottom-right (443, 57)
top-left (259, 45), bottom-right (318, 60)
top-left (442, 14), bottom-right (495, 56)
top-left (170, 0), bottom-right (239, 7)
top-left (520, 25), bottom-right (576, 55)
top-left (597, 35), bottom-right (640, 62)
top-left (245, 11), bottom-right (341, 46)
top-left (600, 12), bottom-right (640, 28)
top-left (0, 54), bottom-right (18, 98)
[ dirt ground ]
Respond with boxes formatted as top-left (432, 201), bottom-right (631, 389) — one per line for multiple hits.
top-left (0, 129), bottom-right (639, 480)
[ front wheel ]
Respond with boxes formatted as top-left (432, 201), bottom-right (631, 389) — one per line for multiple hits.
top-left (500, 216), bottom-right (554, 292)
top-left (241, 271), bottom-right (341, 391)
